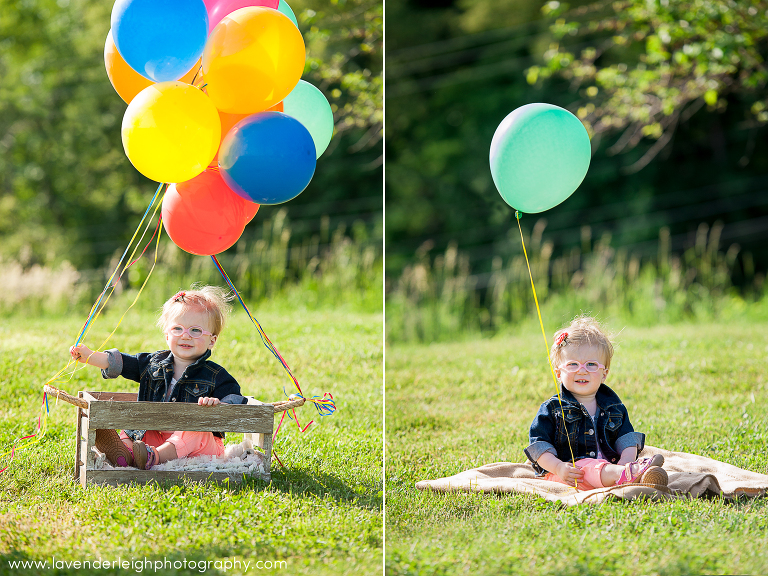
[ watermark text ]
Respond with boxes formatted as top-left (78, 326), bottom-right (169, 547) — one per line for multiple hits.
top-left (7, 556), bottom-right (287, 573)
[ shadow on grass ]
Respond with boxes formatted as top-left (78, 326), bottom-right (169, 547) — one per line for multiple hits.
top-left (41, 462), bottom-right (382, 513)
top-left (0, 433), bottom-right (381, 513)
top-left (264, 468), bottom-right (382, 511)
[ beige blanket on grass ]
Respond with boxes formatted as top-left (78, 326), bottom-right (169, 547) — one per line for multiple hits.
top-left (415, 446), bottom-right (768, 506)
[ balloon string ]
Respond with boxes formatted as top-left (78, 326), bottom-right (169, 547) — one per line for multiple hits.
top-left (94, 209), bottom-right (165, 353)
top-left (516, 211), bottom-right (578, 487)
top-left (209, 255), bottom-right (337, 429)
top-left (75, 183), bottom-right (166, 346)
top-left (58, 194), bottom-right (165, 387)
top-left (191, 63), bottom-right (203, 86)
top-left (0, 187), bottom-right (166, 476)
top-left (0, 393), bottom-right (50, 474)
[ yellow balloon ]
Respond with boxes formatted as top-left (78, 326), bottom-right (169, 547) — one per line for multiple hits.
top-left (121, 82), bottom-right (221, 183)
top-left (203, 7), bottom-right (305, 114)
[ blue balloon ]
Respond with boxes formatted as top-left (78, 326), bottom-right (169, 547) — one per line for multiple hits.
top-left (219, 112), bottom-right (316, 205)
top-left (111, 0), bottom-right (208, 83)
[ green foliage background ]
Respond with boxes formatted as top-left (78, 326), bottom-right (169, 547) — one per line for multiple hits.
top-left (385, 0), bottom-right (768, 287)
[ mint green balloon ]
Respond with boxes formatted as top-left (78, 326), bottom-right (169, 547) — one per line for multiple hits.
top-left (489, 103), bottom-right (591, 213)
top-left (277, 0), bottom-right (298, 28)
top-left (282, 80), bottom-right (334, 158)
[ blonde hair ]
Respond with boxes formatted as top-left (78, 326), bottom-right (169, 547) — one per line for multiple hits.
top-left (157, 285), bottom-right (233, 335)
top-left (550, 316), bottom-right (614, 369)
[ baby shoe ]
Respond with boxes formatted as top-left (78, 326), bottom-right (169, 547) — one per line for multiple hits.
top-left (616, 454), bottom-right (668, 487)
top-left (132, 441), bottom-right (159, 470)
top-left (95, 429), bottom-right (134, 467)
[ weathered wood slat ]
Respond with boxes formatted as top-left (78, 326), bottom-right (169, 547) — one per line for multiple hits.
top-left (44, 385), bottom-right (89, 409)
top-left (77, 391), bottom-right (274, 486)
top-left (86, 392), bottom-right (138, 402)
top-left (87, 401), bottom-right (274, 432)
top-left (74, 392), bottom-right (84, 481)
top-left (83, 469), bottom-right (269, 486)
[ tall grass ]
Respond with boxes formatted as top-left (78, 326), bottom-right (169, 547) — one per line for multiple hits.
top-left (1, 209), bottom-right (383, 316)
top-left (387, 219), bottom-right (766, 343)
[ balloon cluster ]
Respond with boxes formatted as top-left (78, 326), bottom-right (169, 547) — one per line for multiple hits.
top-left (105, 0), bottom-right (335, 256)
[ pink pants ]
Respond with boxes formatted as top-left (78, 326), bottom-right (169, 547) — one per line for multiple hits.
top-left (543, 458), bottom-right (610, 491)
top-left (119, 430), bottom-right (224, 459)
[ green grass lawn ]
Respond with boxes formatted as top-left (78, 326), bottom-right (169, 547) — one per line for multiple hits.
top-left (386, 321), bottom-right (768, 576)
top-left (0, 303), bottom-right (383, 575)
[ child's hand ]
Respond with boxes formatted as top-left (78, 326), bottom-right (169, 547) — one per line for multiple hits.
top-left (556, 461), bottom-right (584, 486)
top-left (198, 397), bottom-right (221, 406)
top-left (70, 344), bottom-right (93, 364)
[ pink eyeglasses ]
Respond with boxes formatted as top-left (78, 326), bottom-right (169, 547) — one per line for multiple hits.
top-left (167, 325), bottom-right (212, 339)
top-left (559, 360), bottom-right (605, 373)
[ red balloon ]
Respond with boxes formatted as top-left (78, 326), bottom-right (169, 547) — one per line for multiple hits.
top-left (203, 0), bottom-right (279, 32)
top-left (243, 200), bottom-right (260, 224)
top-left (162, 170), bottom-right (246, 255)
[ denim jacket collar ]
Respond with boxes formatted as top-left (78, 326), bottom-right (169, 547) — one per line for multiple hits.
top-left (149, 349), bottom-right (212, 377)
top-left (558, 382), bottom-right (623, 410)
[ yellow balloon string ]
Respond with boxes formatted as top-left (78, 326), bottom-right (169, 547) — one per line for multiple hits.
top-left (93, 195), bottom-right (165, 353)
top-left (516, 212), bottom-right (578, 488)
top-left (63, 188), bottom-right (165, 382)
top-left (0, 396), bottom-right (49, 469)
top-left (75, 183), bottom-right (166, 346)
top-left (1, 188), bottom-right (166, 474)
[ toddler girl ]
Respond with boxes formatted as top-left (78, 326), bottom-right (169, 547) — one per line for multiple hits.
top-left (524, 316), bottom-right (668, 490)
top-left (70, 285), bottom-right (248, 470)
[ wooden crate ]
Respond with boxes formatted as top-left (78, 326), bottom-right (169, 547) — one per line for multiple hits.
top-left (74, 391), bottom-right (273, 486)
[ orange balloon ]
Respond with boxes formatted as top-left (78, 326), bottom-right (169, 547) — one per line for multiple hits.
top-left (202, 7), bottom-right (305, 114)
top-left (179, 62), bottom-right (203, 85)
top-left (163, 169), bottom-right (246, 256)
top-left (105, 30), bottom-right (202, 104)
top-left (210, 101), bottom-right (283, 165)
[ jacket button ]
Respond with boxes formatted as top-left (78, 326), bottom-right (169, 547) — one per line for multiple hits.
top-left (171, 398), bottom-right (176, 402)
top-left (588, 429), bottom-right (594, 435)
top-left (600, 412), bottom-right (604, 416)
top-left (589, 451), bottom-right (595, 457)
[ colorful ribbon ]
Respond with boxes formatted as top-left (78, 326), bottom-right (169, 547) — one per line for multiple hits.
top-left (75, 183), bottom-right (166, 346)
top-left (2, 187), bottom-right (166, 476)
top-left (210, 254), bottom-right (337, 435)
top-left (0, 393), bottom-right (50, 474)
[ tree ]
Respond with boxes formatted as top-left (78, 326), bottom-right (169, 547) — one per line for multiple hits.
top-left (384, 0), bottom-right (768, 282)
top-left (529, 0), bottom-right (768, 172)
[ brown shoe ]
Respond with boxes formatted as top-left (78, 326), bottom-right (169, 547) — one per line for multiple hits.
top-left (132, 441), bottom-right (159, 470)
top-left (95, 429), bottom-right (134, 467)
top-left (639, 466), bottom-right (669, 487)
top-left (617, 454), bottom-right (668, 487)
top-left (635, 454), bottom-right (667, 486)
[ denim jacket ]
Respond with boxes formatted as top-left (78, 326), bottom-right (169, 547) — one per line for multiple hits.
top-left (524, 383), bottom-right (645, 476)
top-left (101, 348), bottom-right (247, 442)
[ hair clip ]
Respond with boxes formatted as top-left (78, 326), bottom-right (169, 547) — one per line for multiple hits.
top-left (172, 291), bottom-right (186, 302)
top-left (555, 332), bottom-right (568, 347)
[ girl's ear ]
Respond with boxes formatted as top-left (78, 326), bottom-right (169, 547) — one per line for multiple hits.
top-left (207, 334), bottom-right (218, 350)
top-left (601, 367), bottom-right (609, 383)
top-left (554, 367), bottom-right (561, 380)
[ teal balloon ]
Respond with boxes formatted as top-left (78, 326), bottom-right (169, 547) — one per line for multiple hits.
top-left (489, 103), bottom-right (591, 213)
top-left (277, 0), bottom-right (298, 28)
top-left (282, 80), bottom-right (334, 158)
